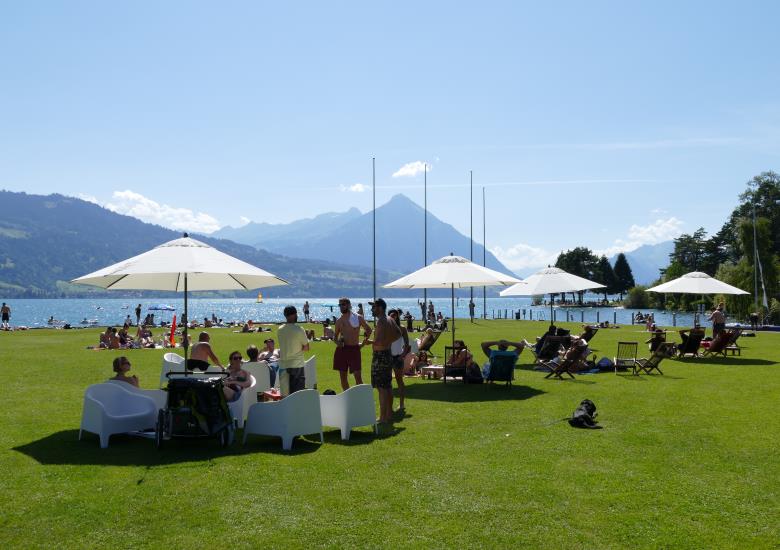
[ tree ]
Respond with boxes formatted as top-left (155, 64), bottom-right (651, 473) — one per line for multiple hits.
top-left (592, 255), bottom-right (617, 301)
top-left (613, 253), bottom-right (635, 300)
top-left (555, 247), bottom-right (599, 304)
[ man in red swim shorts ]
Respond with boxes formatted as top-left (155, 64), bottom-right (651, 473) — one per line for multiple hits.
top-left (333, 297), bottom-right (372, 390)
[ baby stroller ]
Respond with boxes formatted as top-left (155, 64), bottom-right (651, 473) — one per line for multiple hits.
top-left (156, 373), bottom-right (235, 449)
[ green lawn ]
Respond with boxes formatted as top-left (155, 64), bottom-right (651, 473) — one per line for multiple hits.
top-left (1, 320), bottom-right (778, 549)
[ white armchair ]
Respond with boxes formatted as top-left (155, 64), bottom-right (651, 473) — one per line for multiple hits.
top-left (107, 379), bottom-right (167, 410)
top-left (79, 383), bottom-right (158, 448)
top-left (243, 361), bottom-right (271, 393)
top-left (319, 384), bottom-right (377, 440)
top-left (303, 356), bottom-right (317, 389)
top-left (160, 352), bottom-right (185, 388)
top-left (227, 374), bottom-right (256, 429)
top-left (243, 389), bottom-right (323, 451)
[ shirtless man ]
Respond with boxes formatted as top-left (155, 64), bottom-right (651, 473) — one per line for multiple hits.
top-left (1, 302), bottom-right (10, 330)
top-left (333, 297), bottom-right (372, 390)
top-left (187, 331), bottom-right (222, 371)
top-left (368, 298), bottom-right (400, 424)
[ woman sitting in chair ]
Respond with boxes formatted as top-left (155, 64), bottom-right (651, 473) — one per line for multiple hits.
top-left (223, 351), bottom-right (252, 402)
top-left (446, 340), bottom-right (474, 370)
top-left (110, 356), bottom-right (139, 388)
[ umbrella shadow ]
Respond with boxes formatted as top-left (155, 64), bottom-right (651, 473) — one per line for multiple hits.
top-left (14, 428), bottom-right (323, 466)
top-left (403, 380), bottom-right (545, 403)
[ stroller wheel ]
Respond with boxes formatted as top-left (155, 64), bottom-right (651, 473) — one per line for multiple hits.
top-left (155, 409), bottom-right (165, 450)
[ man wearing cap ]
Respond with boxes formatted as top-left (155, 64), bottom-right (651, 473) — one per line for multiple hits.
top-left (277, 305), bottom-right (310, 395)
top-left (368, 298), bottom-right (401, 424)
top-left (334, 297), bottom-right (372, 391)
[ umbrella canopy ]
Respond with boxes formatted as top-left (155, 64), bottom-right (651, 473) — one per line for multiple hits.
top-left (646, 271), bottom-right (748, 295)
top-left (72, 236), bottom-right (289, 291)
top-left (72, 235), bottom-right (290, 358)
top-left (384, 255), bottom-right (522, 348)
top-left (499, 267), bottom-right (606, 324)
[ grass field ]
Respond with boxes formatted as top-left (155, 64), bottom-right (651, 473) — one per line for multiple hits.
top-left (1, 320), bottom-right (778, 549)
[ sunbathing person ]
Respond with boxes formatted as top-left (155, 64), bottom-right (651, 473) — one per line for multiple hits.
top-left (223, 351), bottom-right (251, 402)
top-left (110, 356), bottom-right (139, 387)
top-left (534, 325), bottom-right (557, 355)
top-left (418, 328), bottom-right (436, 351)
top-left (99, 327), bottom-right (112, 349)
top-left (646, 329), bottom-right (666, 352)
top-left (447, 340), bottom-right (474, 369)
top-left (322, 319), bottom-right (335, 340)
top-left (109, 327), bottom-right (121, 350)
top-left (481, 339), bottom-right (526, 379)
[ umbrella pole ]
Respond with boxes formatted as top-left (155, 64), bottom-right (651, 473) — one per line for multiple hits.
top-left (183, 273), bottom-right (188, 362)
top-left (550, 294), bottom-right (554, 327)
top-left (451, 283), bottom-right (455, 348)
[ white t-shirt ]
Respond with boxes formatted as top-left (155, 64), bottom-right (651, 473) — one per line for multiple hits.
top-left (277, 323), bottom-right (308, 370)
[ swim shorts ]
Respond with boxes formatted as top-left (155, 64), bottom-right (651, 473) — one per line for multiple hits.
top-left (371, 350), bottom-right (393, 389)
top-left (392, 354), bottom-right (405, 371)
top-left (186, 358), bottom-right (210, 372)
top-left (333, 344), bottom-right (362, 373)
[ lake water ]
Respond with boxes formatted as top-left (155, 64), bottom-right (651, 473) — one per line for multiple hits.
top-left (2, 297), bottom-right (700, 329)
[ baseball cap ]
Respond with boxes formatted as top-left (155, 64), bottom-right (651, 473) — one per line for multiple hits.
top-left (368, 298), bottom-right (387, 310)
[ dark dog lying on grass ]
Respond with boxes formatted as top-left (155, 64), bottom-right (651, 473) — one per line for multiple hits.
top-left (568, 399), bottom-right (602, 429)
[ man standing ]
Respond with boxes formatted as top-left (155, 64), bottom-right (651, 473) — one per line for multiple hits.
top-left (333, 297), bottom-right (372, 391)
top-left (277, 305), bottom-right (309, 395)
top-left (303, 301), bottom-right (311, 323)
top-left (469, 299), bottom-right (476, 323)
top-left (368, 299), bottom-right (400, 424)
top-left (419, 300), bottom-right (426, 323)
top-left (1, 302), bottom-right (10, 330)
top-left (135, 303), bottom-right (142, 326)
top-left (188, 331), bottom-right (222, 371)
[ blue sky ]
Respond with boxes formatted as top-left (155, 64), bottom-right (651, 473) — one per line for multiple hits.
top-left (1, 1), bottom-right (779, 271)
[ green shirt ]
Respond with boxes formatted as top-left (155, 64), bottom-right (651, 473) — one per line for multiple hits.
top-left (277, 322), bottom-right (308, 370)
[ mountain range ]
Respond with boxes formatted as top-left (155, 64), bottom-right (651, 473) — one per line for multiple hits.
top-left (610, 241), bottom-right (674, 286)
top-left (213, 194), bottom-right (510, 274)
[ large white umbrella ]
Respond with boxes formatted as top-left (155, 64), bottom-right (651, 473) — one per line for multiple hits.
top-left (72, 234), bottom-right (290, 358)
top-left (646, 271), bottom-right (749, 295)
top-left (500, 267), bottom-right (606, 324)
top-left (383, 254), bottom-right (522, 347)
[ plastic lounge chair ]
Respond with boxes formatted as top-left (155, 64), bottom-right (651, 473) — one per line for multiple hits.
top-left (539, 344), bottom-right (587, 380)
top-left (107, 379), bottom-right (167, 410)
top-left (243, 389), bottom-right (324, 451)
top-left (634, 343), bottom-right (675, 375)
top-left (676, 329), bottom-right (705, 358)
top-left (319, 384), bottom-right (377, 440)
top-left (243, 361), bottom-right (272, 394)
top-left (303, 356), bottom-right (317, 390)
top-left (79, 383), bottom-right (157, 448)
top-left (228, 374), bottom-right (256, 429)
top-left (159, 352), bottom-right (185, 388)
top-left (614, 342), bottom-right (639, 374)
top-left (485, 352), bottom-right (519, 386)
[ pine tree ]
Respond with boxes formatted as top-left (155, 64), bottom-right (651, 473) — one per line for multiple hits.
top-left (593, 255), bottom-right (617, 301)
top-left (613, 253), bottom-right (635, 300)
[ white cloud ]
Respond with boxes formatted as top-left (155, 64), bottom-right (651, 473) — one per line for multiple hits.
top-left (105, 190), bottom-right (222, 234)
top-left (490, 243), bottom-right (558, 271)
top-left (78, 193), bottom-right (99, 204)
top-left (339, 183), bottom-right (368, 193)
top-left (595, 217), bottom-right (685, 257)
top-left (238, 216), bottom-right (251, 227)
top-left (392, 161), bottom-right (431, 178)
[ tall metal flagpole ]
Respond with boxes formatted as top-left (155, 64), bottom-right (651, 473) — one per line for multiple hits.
top-left (423, 163), bottom-right (427, 315)
top-left (470, 171), bottom-right (473, 319)
top-left (482, 186), bottom-right (486, 319)
top-left (752, 198), bottom-right (758, 315)
top-left (373, 157), bottom-right (376, 302)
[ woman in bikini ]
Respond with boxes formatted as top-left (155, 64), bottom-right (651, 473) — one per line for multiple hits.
top-left (223, 351), bottom-right (252, 402)
top-left (110, 356), bottom-right (139, 388)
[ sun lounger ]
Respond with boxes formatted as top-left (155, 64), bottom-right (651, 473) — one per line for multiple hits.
top-left (634, 343), bottom-right (675, 375)
top-left (538, 343), bottom-right (587, 380)
top-left (676, 328), bottom-right (705, 358)
top-left (614, 341), bottom-right (639, 374)
top-left (702, 328), bottom-right (743, 357)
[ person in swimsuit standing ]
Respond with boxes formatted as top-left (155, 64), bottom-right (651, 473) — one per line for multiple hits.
top-left (333, 297), bottom-right (372, 391)
top-left (367, 298), bottom-right (400, 424)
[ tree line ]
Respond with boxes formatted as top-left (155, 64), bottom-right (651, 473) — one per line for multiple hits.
top-left (553, 247), bottom-right (635, 303)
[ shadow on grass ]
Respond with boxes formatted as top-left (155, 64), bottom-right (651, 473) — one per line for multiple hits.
top-left (404, 379), bottom-right (545, 403)
top-left (676, 357), bottom-right (778, 366)
top-left (14, 427), bottom-right (338, 466)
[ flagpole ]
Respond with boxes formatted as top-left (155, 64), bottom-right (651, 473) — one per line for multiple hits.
top-left (423, 163), bottom-right (428, 315)
top-left (373, 157), bottom-right (376, 302)
top-left (470, 170), bottom-right (473, 319)
top-left (482, 186), bottom-right (486, 319)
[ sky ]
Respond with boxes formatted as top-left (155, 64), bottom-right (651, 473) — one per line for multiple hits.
top-left (1, 1), bottom-right (779, 271)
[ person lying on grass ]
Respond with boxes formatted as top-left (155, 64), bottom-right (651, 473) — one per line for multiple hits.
top-left (110, 356), bottom-right (139, 388)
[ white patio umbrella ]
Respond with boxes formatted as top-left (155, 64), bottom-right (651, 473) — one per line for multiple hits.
top-left (383, 254), bottom-right (522, 347)
top-left (71, 234), bottom-right (290, 358)
top-left (646, 271), bottom-right (749, 295)
top-left (500, 267), bottom-right (606, 324)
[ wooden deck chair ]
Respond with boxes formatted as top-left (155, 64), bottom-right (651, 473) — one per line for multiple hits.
top-left (676, 329), bottom-right (705, 358)
top-left (724, 328), bottom-right (743, 356)
top-left (532, 335), bottom-right (571, 364)
top-left (614, 342), bottom-right (639, 374)
top-left (485, 351), bottom-right (519, 386)
top-left (582, 326), bottom-right (598, 343)
top-left (443, 346), bottom-right (469, 383)
top-left (634, 343), bottom-right (675, 375)
top-left (702, 328), bottom-right (742, 357)
top-left (539, 343), bottom-right (587, 380)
